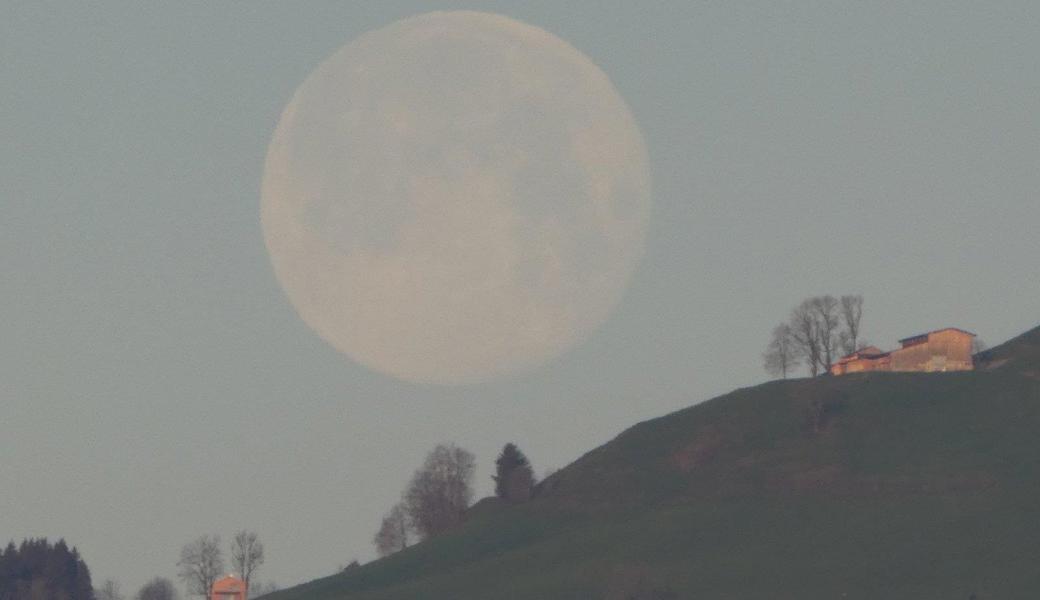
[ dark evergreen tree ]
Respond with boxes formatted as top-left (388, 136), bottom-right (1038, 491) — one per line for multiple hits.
top-left (492, 443), bottom-right (535, 502)
top-left (0, 538), bottom-right (94, 600)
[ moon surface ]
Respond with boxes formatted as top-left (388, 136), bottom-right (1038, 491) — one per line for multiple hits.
top-left (261, 11), bottom-right (651, 385)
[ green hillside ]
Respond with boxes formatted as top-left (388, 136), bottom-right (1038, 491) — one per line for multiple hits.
top-left (270, 325), bottom-right (1040, 600)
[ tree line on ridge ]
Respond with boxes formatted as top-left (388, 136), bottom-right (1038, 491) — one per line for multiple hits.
top-left (763, 294), bottom-right (865, 378)
top-left (372, 442), bottom-right (536, 558)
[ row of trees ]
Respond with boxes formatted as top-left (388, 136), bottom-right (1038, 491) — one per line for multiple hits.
top-left (0, 538), bottom-right (94, 600)
top-left (764, 295), bottom-right (865, 377)
top-left (372, 443), bottom-right (475, 557)
top-left (372, 443), bottom-right (536, 558)
top-left (176, 531), bottom-right (269, 599)
top-left (12, 447), bottom-right (538, 596)
top-left (95, 575), bottom-right (181, 600)
top-left (88, 531), bottom-right (274, 600)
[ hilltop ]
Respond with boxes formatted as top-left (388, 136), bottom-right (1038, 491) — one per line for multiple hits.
top-left (267, 325), bottom-right (1040, 599)
top-left (975, 324), bottom-right (1040, 375)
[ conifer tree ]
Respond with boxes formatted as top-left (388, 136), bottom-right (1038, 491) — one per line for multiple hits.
top-left (493, 443), bottom-right (535, 503)
top-left (0, 538), bottom-right (95, 600)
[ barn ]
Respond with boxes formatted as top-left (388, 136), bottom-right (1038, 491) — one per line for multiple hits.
top-left (830, 328), bottom-right (976, 376)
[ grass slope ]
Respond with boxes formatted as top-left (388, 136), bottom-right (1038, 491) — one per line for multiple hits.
top-left (976, 324), bottom-right (1040, 375)
top-left (270, 326), bottom-right (1040, 600)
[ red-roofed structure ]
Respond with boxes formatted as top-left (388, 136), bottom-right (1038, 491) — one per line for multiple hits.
top-left (211, 576), bottom-right (246, 600)
top-left (831, 328), bottom-right (975, 376)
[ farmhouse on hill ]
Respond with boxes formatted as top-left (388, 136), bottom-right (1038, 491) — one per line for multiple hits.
top-left (830, 327), bottom-right (976, 376)
top-left (211, 576), bottom-right (247, 600)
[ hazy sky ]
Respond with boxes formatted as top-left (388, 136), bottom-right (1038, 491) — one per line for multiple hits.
top-left (3, 1), bottom-right (1038, 594)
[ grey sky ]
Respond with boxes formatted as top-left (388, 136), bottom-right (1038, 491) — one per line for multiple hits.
top-left (2, 0), bottom-right (1038, 594)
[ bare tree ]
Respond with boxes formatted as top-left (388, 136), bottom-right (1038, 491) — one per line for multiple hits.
top-left (177, 535), bottom-right (224, 599)
top-left (403, 443), bottom-right (476, 540)
top-left (763, 323), bottom-right (800, 378)
top-left (785, 295), bottom-right (851, 375)
top-left (789, 302), bottom-right (822, 376)
top-left (809, 295), bottom-right (841, 370)
top-left (839, 295), bottom-right (864, 355)
top-left (96, 580), bottom-right (123, 600)
top-left (136, 578), bottom-right (177, 600)
top-left (774, 294), bottom-right (870, 377)
top-left (230, 531), bottom-right (264, 593)
top-left (373, 503), bottom-right (411, 557)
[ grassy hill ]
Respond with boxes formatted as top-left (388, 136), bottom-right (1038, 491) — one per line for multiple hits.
top-left (975, 324), bottom-right (1040, 375)
top-left (269, 325), bottom-right (1040, 600)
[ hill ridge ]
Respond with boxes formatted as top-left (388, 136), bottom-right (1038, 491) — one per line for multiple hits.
top-left (268, 323), bottom-right (1040, 600)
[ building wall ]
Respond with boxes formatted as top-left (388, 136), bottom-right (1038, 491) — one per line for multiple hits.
top-left (830, 329), bottom-right (974, 375)
top-left (837, 355), bottom-right (889, 374)
top-left (889, 329), bottom-right (974, 372)
top-left (830, 354), bottom-right (888, 375)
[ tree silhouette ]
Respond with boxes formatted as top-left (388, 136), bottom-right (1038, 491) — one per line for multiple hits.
top-left (493, 443), bottom-right (535, 502)
top-left (0, 538), bottom-right (94, 600)
top-left (403, 444), bottom-right (476, 539)
top-left (230, 531), bottom-right (264, 594)
top-left (136, 578), bottom-right (177, 600)
top-left (177, 535), bottom-right (224, 599)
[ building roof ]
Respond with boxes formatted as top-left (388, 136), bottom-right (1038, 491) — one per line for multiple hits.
top-left (835, 346), bottom-right (888, 362)
top-left (897, 327), bottom-right (976, 344)
top-left (212, 576), bottom-right (245, 593)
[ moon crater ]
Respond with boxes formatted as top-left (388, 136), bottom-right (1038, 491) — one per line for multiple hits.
top-left (262, 11), bottom-right (651, 384)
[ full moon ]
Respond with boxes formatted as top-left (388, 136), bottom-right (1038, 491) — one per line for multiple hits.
top-left (261, 11), bottom-right (651, 385)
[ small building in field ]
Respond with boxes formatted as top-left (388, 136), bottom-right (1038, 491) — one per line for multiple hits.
top-left (211, 576), bottom-right (247, 600)
top-left (830, 328), bottom-right (975, 376)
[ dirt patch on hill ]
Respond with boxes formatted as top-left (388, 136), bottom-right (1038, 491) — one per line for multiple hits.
top-left (671, 430), bottom-right (730, 472)
top-left (766, 465), bottom-right (846, 492)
